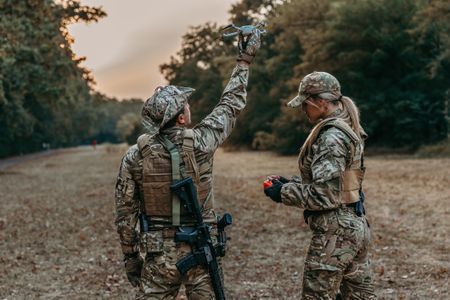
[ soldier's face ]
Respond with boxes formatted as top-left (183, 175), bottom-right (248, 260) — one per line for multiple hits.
top-left (302, 99), bottom-right (324, 123)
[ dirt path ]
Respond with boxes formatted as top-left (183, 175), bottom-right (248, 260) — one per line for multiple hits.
top-left (0, 145), bottom-right (448, 299)
top-left (0, 147), bottom-right (93, 172)
top-left (0, 150), bottom-right (60, 172)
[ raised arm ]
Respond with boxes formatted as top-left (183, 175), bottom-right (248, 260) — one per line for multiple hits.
top-left (193, 63), bottom-right (249, 153)
top-left (192, 27), bottom-right (262, 153)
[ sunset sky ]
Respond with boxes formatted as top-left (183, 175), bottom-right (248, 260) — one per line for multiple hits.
top-left (68, 0), bottom-right (237, 100)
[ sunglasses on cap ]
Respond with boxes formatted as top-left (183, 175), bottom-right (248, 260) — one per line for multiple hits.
top-left (301, 94), bottom-right (321, 109)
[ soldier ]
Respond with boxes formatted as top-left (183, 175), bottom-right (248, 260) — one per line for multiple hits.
top-left (114, 28), bottom-right (262, 299)
top-left (263, 72), bottom-right (377, 299)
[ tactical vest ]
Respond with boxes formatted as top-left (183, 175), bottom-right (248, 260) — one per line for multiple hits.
top-left (137, 129), bottom-right (213, 224)
top-left (298, 118), bottom-right (365, 204)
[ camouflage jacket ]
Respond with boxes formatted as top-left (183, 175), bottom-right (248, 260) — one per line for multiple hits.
top-left (280, 116), bottom-right (360, 211)
top-left (114, 64), bottom-right (249, 255)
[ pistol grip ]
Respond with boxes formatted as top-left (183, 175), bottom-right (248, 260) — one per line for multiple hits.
top-left (176, 254), bottom-right (198, 275)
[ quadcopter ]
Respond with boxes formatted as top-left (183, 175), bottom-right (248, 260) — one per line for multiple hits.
top-left (221, 21), bottom-right (267, 39)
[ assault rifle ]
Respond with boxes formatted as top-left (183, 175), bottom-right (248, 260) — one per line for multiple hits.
top-left (171, 177), bottom-right (232, 300)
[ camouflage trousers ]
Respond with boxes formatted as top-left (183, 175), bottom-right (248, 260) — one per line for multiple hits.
top-left (302, 207), bottom-right (376, 300)
top-left (136, 231), bottom-right (215, 300)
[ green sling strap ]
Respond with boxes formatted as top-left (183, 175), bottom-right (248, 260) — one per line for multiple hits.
top-left (158, 135), bottom-right (187, 226)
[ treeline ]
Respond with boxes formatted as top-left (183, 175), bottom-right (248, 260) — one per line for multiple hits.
top-left (1, 0), bottom-right (448, 158)
top-left (161, 0), bottom-right (450, 154)
top-left (0, 0), bottom-right (143, 158)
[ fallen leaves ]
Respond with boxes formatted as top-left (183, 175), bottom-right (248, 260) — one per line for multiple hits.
top-left (0, 147), bottom-right (449, 299)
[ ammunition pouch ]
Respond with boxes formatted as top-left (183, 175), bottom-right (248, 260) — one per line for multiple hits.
top-left (140, 231), bottom-right (164, 254)
top-left (342, 168), bottom-right (365, 204)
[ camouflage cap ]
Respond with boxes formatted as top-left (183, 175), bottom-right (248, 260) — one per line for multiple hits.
top-left (141, 85), bottom-right (195, 136)
top-left (287, 71), bottom-right (341, 108)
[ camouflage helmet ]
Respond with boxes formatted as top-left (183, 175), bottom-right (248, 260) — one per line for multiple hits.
top-left (141, 85), bottom-right (195, 136)
top-left (287, 71), bottom-right (341, 108)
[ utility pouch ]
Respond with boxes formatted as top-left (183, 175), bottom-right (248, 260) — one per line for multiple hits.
top-left (345, 190), bottom-right (366, 217)
top-left (142, 231), bottom-right (164, 254)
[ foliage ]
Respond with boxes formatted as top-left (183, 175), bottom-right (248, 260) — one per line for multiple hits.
top-left (115, 112), bottom-right (143, 146)
top-left (415, 137), bottom-right (450, 157)
top-left (319, 0), bottom-right (449, 148)
top-left (0, 0), bottom-right (106, 157)
top-left (90, 92), bottom-right (143, 144)
top-left (2, 0), bottom-right (448, 157)
top-left (0, 0), bottom-right (144, 157)
top-left (161, 0), bottom-right (449, 154)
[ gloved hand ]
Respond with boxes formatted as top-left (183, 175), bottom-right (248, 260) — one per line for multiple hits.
top-left (276, 176), bottom-right (290, 184)
top-left (263, 179), bottom-right (284, 203)
top-left (266, 175), bottom-right (290, 184)
top-left (237, 28), bottom-right (262, 64)
top-left (124, 252), bottom-right (143, 287)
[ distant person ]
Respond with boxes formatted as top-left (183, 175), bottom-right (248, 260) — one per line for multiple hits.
top-left (91, 139), bottom-right (97, 150)
top-left (263, 72), bottom-right (376, 299)
top-left (114, 28), bottom-right (262, 299)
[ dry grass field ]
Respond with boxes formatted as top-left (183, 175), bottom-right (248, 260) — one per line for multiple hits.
top-left (0, 145), bottom-right (449, 299)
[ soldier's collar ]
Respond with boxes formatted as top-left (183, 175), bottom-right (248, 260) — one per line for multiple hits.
top-left (159, 126), bottom-right (185, 143)
top-left (327, 108), bottom-right (343, 119)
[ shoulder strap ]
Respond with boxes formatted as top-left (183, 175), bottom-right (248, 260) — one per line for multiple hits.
top-left (182, 129), bottom-right (195, 152)
top-left (327, 119), bottom-right (364, 168)
top-left (324, 119), bottom-right (360, 145)
top-left (158, 134), bottom-right (184, 226)
top-left (299, 118), bottom-right (361, 167)
top-left (159, 135), bottom-right (183, 180)
top-left (137, 134), bottom-right (152, 157)
top-left (299, 117), bottom-right (338, 163)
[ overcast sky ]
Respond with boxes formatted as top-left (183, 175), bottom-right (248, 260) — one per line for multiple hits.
top-left (68, 0), bottom-right (237, 100)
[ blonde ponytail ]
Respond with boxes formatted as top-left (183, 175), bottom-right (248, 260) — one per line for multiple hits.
top-left (338, 96), bottom-right (367, 140)
top-left (310, 92), bottom-right (367, 139)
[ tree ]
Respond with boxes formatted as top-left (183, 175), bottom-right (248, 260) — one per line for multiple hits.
top-left (244, 0), bottom-right (449, 151)
top-left (319, 0), bottom-right (448, 148)
top-left (90, 92), bottom-right (144, 144)
top-left (0, 0), bottom-right (105, 157)
top-left (160, 1), bottom-right (288, 147)
top-left (160, 0), bottom-right (449, 154)
top-left (115, 112), bottom-right (142, 145)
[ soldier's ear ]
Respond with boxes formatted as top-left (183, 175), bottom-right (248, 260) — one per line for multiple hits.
top-left (176, 113), bottom-right (186, 125)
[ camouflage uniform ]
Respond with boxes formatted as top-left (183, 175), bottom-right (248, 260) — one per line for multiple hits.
top-left (115, 64), bottom-right (249, 299)
top-left (280, 72), bottom-right (376, 299)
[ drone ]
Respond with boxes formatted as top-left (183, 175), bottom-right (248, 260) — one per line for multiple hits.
top-left (221, 21), bottom-right (267, 39)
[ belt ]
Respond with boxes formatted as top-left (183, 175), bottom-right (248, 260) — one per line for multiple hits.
top-left (151, 227), bottom-right (199, 239)
top-left (146, 228), bottom-right (178, 238)
top-left (303, 202), bottom-right (360, 223)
